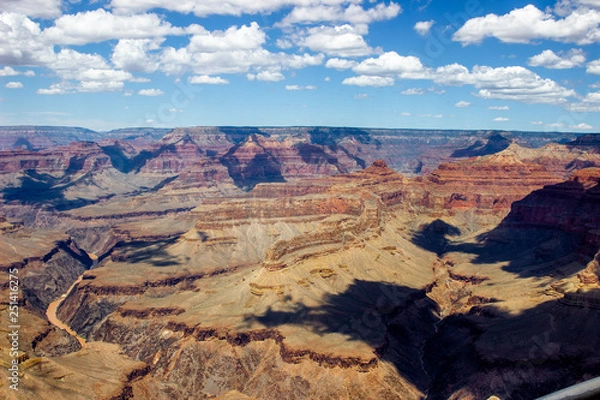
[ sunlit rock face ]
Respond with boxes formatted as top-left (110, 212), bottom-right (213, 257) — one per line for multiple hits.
top-left (1, 129), bottom-right (600, 399)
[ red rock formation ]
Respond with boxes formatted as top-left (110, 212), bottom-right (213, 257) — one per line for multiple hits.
top-left (504, 168), bottom-right (600, 240)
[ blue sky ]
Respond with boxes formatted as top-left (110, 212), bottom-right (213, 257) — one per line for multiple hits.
top-left (1, 0), bottom-right (600, 131)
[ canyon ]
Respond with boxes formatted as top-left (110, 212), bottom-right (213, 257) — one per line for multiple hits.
top-left (0, 126), bottom-right (599, 399)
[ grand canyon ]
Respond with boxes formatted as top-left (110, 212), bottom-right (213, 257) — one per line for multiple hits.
top-left (0, 125), bottom-right (599, 399)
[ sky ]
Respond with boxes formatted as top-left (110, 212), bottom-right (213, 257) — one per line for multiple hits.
top-left (0, 0), bottom-right (600, 132)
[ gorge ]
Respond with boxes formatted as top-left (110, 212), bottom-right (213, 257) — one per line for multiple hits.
top-left (0, 126), bottom-right (599, 400)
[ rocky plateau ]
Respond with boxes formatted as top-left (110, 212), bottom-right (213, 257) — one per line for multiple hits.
top-left (0, 126), bottom-right (599, 400)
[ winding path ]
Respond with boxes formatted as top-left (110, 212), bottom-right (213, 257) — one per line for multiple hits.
top-left (45, 253), bottom-right (97, 348)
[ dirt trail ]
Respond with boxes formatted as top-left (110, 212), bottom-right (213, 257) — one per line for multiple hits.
top-left (45, 253), bottom-right (97, 348)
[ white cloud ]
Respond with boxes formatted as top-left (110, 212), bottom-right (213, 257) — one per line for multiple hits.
top-left (454, 100), bottom-right (471, 107)
top-left (157, 23), bottom-right (322, 77)
top-left (0, 66), bottom-right (19, 76)
top-left (532, 121), bottom-right (545, 125)
top-left (582, 90), bottom-right (600, 102)
top-left (528, 49), bottom-right (586, 69)
top-left (0, 66), bottom-right (34, 77)
top-left (401, 88), bottom-right (424, 95)
top-left (0, 0), bottom-right (61, 18)
top-left (342, 75), bottom-right (394, 87)
top-left (53, 49), bottom-right (131, 82)
top-left (138, 88), bottom-right (164, 96)
top-left (571, 122), bottom-right (594, 129)
top-left (588, 59), bottom-right (600, 74)
top-left (276, 38), bottom-right (293, 49)
top-left (414, 20), bottom-right (434, 36)
top-left (279, 2), bottom-right (401, 26)
top-left (354, 93), bottom-right (369, 98)
top-left (34, 48), bottom-right (133, 94)
top-left (488, 105), bottom-right (509, 110)
top-left (189, 75), bottom-right (230, 84)
top-left (5, 81), bottom-right (23, 89)
top-left (283, 53), bottom-right (325, 69)
top-left (493, 117), bottom-right (509, 121)
top-left (43, 9), bottom-right (185, 45)
top-left (325, 57), bottom-right (357, 70)
top-left (344, 52), bottom-right (575, 105)
top-left (0, 12), bottom-right (54, 65)
top-left (553, 0), bottom-right (600, 17)
top-left (547, 122), bottom-right (566, 128)
top-left (428, 87), bottom-right (445, 94)
top-left (110, 0), bottom-right (369, 18)
top-left (285, 84), bottom-right (317, 90)
top-left (79, 80), bottom-right (127, 93)
top-left (345, 51), bottom-right (575, 105)
top-left (248, 70), bottom-right (286, 82)
top-left (352, 51), bottom-right (427, 78)
top-left (112, 38), bottom-right (163, 73)
top-left (37, 82), bottom-right (73, 95)
top-left (567, 102), bottom-right (600, 112)
top-left (187, 22), bottom-right (265, 52)
top-left (129, 77), bottom-right (151, 83)
top-left (298, 24), bottom-right (374, 57)
top-left (453, 4), bottom-right (600, 45)
top-left (433, 65), bottom-right (576, 105)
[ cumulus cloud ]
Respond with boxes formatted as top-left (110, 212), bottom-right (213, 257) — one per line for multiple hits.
top-left (582, 90), bottom-right (600, 102)
top-left (189, 75), bottom-right (230, 84)
top-left (5, 81), bottom-right (23, 89)
top-left (297, 24), bottom-right (374, 57)
top-left (453, 4), bottom-right (600, 45)
top-left (37, 83), bottom-right (73, 95)
top-left (528, 49), bottom-right (586, 69)
top-left (52, 49), bottom-right (131, 82)
top-left (36, 48), bottom-right (133, 94)
top-left (138, 88), bottom-right (164, 96)
top-left (187, 22), bottom-right (265, 52)
top-left (433, 64), bottom-right (576, 105)
top-left (0, 66), bottom-right (34, 77)
top-left (342, 51), bottom-right (575, 104)
top-left (488, 105), bottom-right (509, 110)
top-left (247, 70), bottom-right (286, 82)
top-left (157, 23), bottom-right (322, 77)
top-left (278, 2), bottom-right (401, 26)
top-left (0, 66), bottom-right (19, 76)
top-left (571, 122), bottom-right (594, 129)
top-left (0, 0), bottom-right (61, 18)
top-left (282, 53), bottom-right (324, 69)
top-left (401, 88), bottom-right (425, 95)
top-left (285, 84), bottom-right (317, 90)
top-left (567, 102), bottom-right (600, 112)
top-left (493, 117), bottom-right (509, 121)
top-left (112, 38), bottom-right (163, 73)
top-left (352, 51), bottom-right (427, 78)
top-left (342, 75), bottom-right (394, 87)
top-left (0, 12), bottom-right (54, 65)
top-left (110, 0), bottom-right (374, 18)
top-left (414, 20), bottom-right (434, 36)
top-left (325, 57), bottom-right (357, 70)
top-left (587, 59), bottom-right (600, 74)
top-left (43, 9), bottom-right (185, 45)
top-left (454, 100), bottom-right (471, 107)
